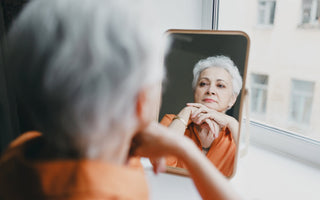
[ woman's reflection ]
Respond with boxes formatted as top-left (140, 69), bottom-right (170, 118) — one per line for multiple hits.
top-left (160, 55), bottom-right (242, 177)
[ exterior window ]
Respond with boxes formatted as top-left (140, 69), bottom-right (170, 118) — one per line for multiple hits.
top-left (289, 79), bottom-right (315, 124)
top-left (250, 74), bottom-right (269, 115)
top-left (219, 0), bottom-right (320, 170)
top-left (257, 0), bottom-right (276, 25)
top-left (301, 0), bottom-right (320, 25)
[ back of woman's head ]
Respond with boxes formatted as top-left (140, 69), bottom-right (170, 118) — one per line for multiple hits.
top-left (5, 0), bottom-right (165, 157)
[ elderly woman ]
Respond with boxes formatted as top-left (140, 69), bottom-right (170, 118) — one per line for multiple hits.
top-left (0, 0), bottom-right (241, 199)
top-left (161, 55), bottom-right (242, 177)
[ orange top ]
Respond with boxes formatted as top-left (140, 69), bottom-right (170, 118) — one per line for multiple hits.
top-left (161, 114), bottom-right (236, 177)
top-left (0, 131), bottom-right (149, 200)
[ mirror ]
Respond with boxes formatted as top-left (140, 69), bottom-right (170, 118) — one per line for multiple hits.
top-left (159, 30), bottom-right (250, 178)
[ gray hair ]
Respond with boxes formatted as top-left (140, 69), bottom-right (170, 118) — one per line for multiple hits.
top-left (5, 0), bottom-right (165, 157)
top-left (192, 55), bottom-right (242, 96)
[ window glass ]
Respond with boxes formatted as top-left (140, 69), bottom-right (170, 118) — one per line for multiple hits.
top-left (301, 0), bottom-right (320, 26)
top-left (289, 79), bottom-right (314, 124)
top-left (302, 0), bottom-right (314, 23)
top-left (220, 0), bottom-right (320, 141)
top-left (251, 74), bottom-right (269, 117)
top-left (257, 0), bottom-right (276, 25)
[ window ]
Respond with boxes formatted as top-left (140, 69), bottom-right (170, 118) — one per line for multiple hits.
top-left (220, 0), bottom-right (320, 140)
top-left (250, 74), bottom-right (268, 116)
top-left (289, 79), bottom-right (315, 124)
top-left (301, 0), bottom-right (320, 26)
top-left (257, 0), bottom-right (276, 25)
top-left (219, 0), bottom-right (320, 166)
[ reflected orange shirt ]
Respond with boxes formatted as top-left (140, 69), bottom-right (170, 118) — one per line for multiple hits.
top-left (161, 114), bottom-right (236, 177)
top-left (0, 131), bottom-right (149, 200)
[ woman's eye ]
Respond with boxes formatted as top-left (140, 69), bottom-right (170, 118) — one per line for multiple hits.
top-left (217, 84), bottom-right (225, 88)
top-left (199, 82), bottom-right (207, 87)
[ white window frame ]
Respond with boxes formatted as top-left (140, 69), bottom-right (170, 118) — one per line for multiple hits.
top-left (249, 120), bottom-right (320, 167)
top-left (202, 0), bottom-right (320, 169)
top-left (202, 0), bottom-right (214, 29)
top-left (289, 79), bottom-right (315, 125)
top-left (257, 0), bottom-right (277, 26)
top-left (250, 74), bottom-right (269, 116)
top-left (300, 0), bottom-right (320, 27)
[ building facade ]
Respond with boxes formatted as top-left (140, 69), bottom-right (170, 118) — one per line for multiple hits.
top-left (220, 0), bottom-right (320, 140)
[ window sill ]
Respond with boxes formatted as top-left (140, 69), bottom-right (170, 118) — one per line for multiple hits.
top-left (232, 143), bottom-right (320, 200)
top-left (297, 23), bottom-right (320, 30)
top-left (248, 120), bottom-right (320, 168)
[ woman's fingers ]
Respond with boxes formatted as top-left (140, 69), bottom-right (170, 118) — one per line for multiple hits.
top-left (187, 103), bottom-right (208, 117)
top-left (205, 118), bottom-right (216, 135)
top-left (198, 124), bottom-right (215, 148)
top-left (192, 113), bottom-right (211, 125)
top-left (207, 129), bottom-right (215, 142)
top-left (191, 108), bottom-right (209, 118)
top-left (187, 103), bottom-right (221, 122)
top-left (151, 157), bottom-right (167, 174)
top-left (213, 121), bottom-right (220, 138)
top-left (186, 103), bottom-right (224, 144)
top-left (196, 117), bottom-right (220, 141)
top-left (187, 103), bottom-right (204, 108)
top-left (191, 109), bottom-right (204, 118)
top-left (203, 118), bottom-right (219, 140)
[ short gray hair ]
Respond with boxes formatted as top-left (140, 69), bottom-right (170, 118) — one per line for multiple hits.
top-left (192, 55), bottom-right (242, 96)
top-left (5, 0), bottom-right (165, 157)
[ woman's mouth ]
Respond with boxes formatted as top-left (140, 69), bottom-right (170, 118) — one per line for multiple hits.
top-left (203, 98), bottom-right (217, 103)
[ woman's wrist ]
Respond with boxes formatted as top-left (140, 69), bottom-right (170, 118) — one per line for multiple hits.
top-left (179, 106), bottom-right (193, 117)
top-left (174, 107), bottom-right (192, 126)
top-left (226, 115), bottom-right (237, 126)
top-left (173, 115), bottom-right (188, 128)
top-left (225, 116), bottom-right (238, 132)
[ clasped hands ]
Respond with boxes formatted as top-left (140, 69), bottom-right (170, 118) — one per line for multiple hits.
top-left (185, 103), bottom-right (231, 148)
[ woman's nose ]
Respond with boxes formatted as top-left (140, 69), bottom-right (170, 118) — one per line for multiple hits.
top-left (206, 86), bottom-right (216, 95)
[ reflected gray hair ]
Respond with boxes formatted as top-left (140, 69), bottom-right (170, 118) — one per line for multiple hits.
top-left (5, 0), bottom-right (165, 157)
top-left (192, 55), bottom-right (242, 96)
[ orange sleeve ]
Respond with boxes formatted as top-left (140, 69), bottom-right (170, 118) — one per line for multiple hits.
top-left (159, 114), bottom-right (175, 126)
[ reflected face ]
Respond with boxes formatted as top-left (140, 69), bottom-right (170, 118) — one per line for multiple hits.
top-left (194, 67), bottom-right (236, 112)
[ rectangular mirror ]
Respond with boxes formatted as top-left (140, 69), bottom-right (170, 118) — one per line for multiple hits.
top-left (159, 30), bottom-right (250, 178)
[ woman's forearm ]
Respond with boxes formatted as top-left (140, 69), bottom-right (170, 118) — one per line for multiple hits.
top-left (175, 139), bottom-right (241, 200)
top-left (168, 107), bottom-right (191, 136)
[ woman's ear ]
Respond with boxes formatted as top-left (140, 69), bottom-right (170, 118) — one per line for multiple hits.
top-left (136, 89), bottom-right (147, 124)
top-left (136, 83), bottom-right (162, 126)
top-left (228, 93), bottom-right (238, 108)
